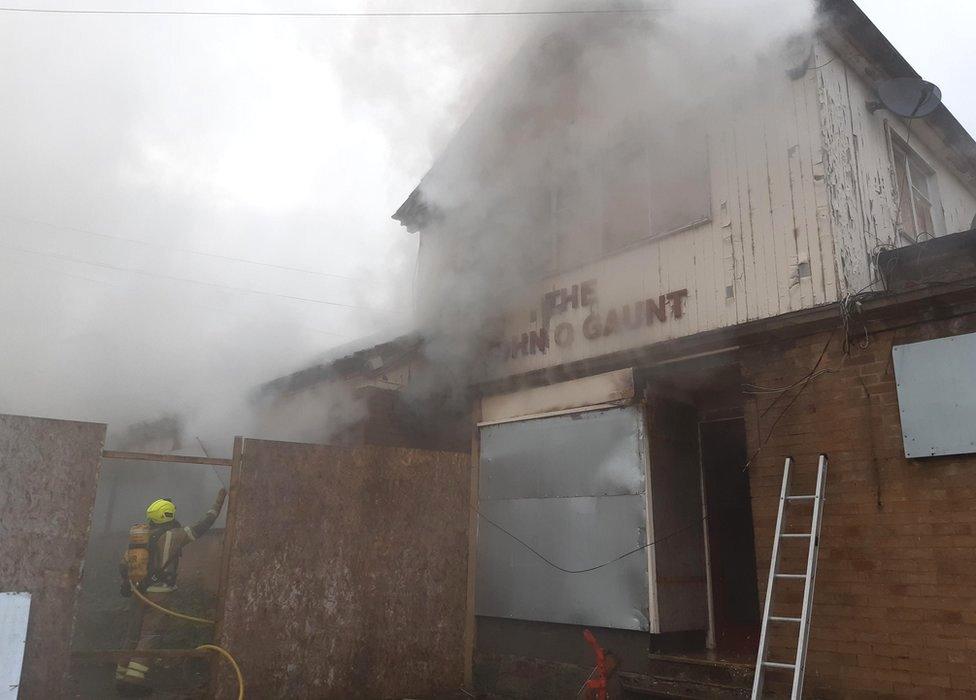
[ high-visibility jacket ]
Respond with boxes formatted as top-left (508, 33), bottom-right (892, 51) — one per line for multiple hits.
top-left (120, 502), bottom-right (221, 593)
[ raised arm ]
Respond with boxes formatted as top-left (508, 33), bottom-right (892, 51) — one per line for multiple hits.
top-left (186, 488), bottom-right (227, 540)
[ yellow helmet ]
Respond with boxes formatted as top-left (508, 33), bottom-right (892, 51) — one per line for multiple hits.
top-left (146, 498), bottom-right (176, 524)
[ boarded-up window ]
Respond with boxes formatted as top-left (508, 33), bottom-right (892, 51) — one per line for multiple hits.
top-left (602, 126), bottom-right (710, 253)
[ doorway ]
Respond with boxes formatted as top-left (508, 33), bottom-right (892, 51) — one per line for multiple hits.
top-left (699, 418), bottom-right (760, 654)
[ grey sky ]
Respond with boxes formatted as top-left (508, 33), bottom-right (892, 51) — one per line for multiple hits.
top-left (856, 0), bottom-right (976, 135)
top-left (0, 0), bottom-right (971, 447)
top-left (0, 1), bottom-right (536, 443)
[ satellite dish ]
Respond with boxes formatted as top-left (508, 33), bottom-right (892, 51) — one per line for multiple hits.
top-left (871, 78), bottom-right (942, 118)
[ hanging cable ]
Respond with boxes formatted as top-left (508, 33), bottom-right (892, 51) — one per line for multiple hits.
top-left (474, 506), bottom-right (707, 575)
top-left (742, 331), bottom-right (834, 472)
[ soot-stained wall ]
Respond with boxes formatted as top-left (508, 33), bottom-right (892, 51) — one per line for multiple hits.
top-left (215, 439), bottom-right (470, 699)
top-left (0, 414), bottom-right (106, 699)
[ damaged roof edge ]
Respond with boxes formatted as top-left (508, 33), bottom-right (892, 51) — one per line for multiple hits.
top-left (392, 0), bottom-right (976, 232)
top-left (255, 333), bottom-right (424, 399)
top-left (391, 186), bottom-right (430, 233)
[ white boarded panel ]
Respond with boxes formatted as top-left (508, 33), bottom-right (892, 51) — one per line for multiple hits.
top-left (476, 407), bottom-right (652, 631)
top-left (480, 368), bottom-right (634, 425)
top-left (893, 333), bottom-right (976, 458)
top-left (0, 593), bottom-right (30, 700)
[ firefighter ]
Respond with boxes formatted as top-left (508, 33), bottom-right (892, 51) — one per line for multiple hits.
top-left (115, 489), bottom-right (226, 696)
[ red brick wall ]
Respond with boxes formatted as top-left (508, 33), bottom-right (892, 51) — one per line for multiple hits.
top-left (740, 312), bottom-right (976, 697)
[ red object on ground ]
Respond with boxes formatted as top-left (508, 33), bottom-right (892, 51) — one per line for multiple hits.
top-left (583, 628), bottom-right (608, 700)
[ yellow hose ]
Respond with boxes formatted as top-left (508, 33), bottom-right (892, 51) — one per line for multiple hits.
top-left (130, 586), bottom-right (245, 698)
top-left (131, 585), bottom-right (214, 625)
top-left (197, 644), bottom-right (245, 700)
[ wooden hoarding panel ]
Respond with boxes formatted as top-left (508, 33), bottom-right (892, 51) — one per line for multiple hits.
top-left (0, 414), bottom-right (106, 699)
top-left (215, 439), bottom-right (469, 699)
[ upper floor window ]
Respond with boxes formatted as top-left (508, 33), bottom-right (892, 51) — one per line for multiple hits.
top-left (542, 126), bottom-right (711, 273)
top-left (890, 133), bottom-right (941, 240)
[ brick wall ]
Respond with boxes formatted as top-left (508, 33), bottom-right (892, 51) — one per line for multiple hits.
top-left (740, 312), bottom-right (976, 697)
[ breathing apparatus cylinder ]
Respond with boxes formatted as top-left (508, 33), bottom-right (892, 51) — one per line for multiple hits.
top-left (126, 523), bottom-right (151, 584)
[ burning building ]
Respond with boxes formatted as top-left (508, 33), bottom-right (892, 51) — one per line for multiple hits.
top-left (259, 0), bottom-right (976, 696)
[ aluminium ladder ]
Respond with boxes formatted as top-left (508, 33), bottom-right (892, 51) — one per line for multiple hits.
top-left (751, 454), bottom-right (828, 700)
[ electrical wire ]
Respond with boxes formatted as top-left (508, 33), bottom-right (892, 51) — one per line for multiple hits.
top-left (0, 240), bottom-right (377, 311)
top-left (742, 330), bottom-right (834, 472)
top-left (475, 506), bottom-right (707, 575)
top-left (809, 57), bottom-right (835, 70)
top-left (0, 212), bottom-right (358, 281)
top-left (0, 6), bottom-right (668, 18)
top-left (0, 250), bottom-right (350, 338)
top-left (742, 368), bottom-right (836, 394)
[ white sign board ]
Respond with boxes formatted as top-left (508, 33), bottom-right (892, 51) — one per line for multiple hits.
top-left (0, 592), bottom-right (30, 699)
top-left (893, 332), bottom-right (976, 458)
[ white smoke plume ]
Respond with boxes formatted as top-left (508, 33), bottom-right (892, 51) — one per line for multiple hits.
top-left (409, 0), bottom-right (817, 397)
top-left (0, 5), bottom-right (532, 456)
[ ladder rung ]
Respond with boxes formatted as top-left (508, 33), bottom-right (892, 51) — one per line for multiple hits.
top-left (775, 573), bottom-right (806, 579)
top-left (786, 495), bottom-right (815, 500)
top-left (770, 616), bottom-right (802, 623)
top-left (763, 661), bottom-right (796, 670)
top-left (781, 533), bottom-right (811, 538)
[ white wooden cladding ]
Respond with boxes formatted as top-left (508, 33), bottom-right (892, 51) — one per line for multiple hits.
top-left (495, 41), bottom-right (976, 377)
top-left (817, 43), bottom-right (976, 295)
top-left (497, 49), bottom-right (835, 376)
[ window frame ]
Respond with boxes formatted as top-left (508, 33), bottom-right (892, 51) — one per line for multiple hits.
top-left (886, 126), bottom-right (943, 242)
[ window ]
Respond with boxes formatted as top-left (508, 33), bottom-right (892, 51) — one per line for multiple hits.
top-left (890, 134), bottom-right (939, 240)
top-left (601, 127), bottom-right (710, 254)
top-left (544, 125), bottom-right (711, 272)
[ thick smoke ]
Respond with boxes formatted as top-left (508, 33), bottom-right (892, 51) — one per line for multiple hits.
top-left (410, 0), bottom-right (817, 398)
top-left (0, 8), bottom-right (530, 457)
top-left (0, 1), bottom-right (818, 461)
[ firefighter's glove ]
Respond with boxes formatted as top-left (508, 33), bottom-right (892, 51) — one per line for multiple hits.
top-left (120, 579), bottom-right (132, 598)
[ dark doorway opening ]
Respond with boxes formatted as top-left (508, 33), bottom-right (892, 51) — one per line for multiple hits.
top-left (700, 418), bottom-right (760, 654)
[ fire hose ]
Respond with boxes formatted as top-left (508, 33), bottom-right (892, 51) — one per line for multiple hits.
top-left (131, 586), bottom-right (244, 700)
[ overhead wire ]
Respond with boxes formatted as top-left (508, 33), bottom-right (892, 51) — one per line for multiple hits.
top-left (0, 5), bottom-right (669, 18)
top-left (0, 212), bottom-right (358, 281)
top-left (0, 250), bottom-right (351, 338)
top-left (0, 240), bottom-right (378, 311)
top-left (742, 368), bottom-right (836, 395)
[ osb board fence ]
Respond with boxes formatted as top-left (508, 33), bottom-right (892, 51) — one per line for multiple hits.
top-left (215, 439), bottom-right (470, 699)
top-left (0, 414), bottom-right (106, 699)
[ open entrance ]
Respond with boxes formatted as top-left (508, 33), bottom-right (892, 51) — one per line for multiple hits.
top-left (69, 448), bottom-right (233, 698)
top-left (640, 358), bottom-right (760, 660)
top-left (700, 418), bottom-right (760, 654)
